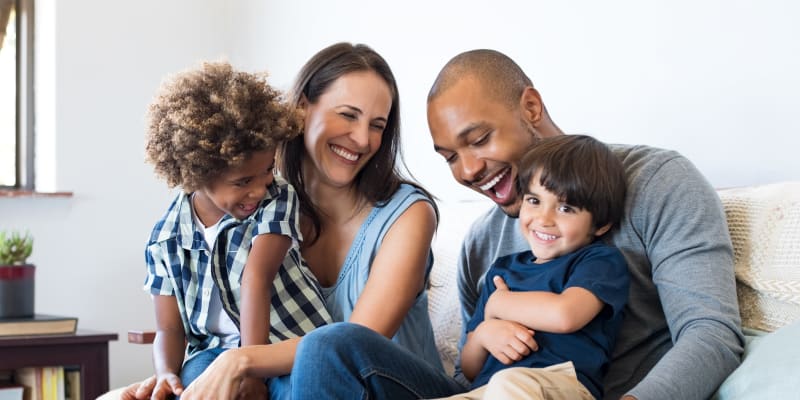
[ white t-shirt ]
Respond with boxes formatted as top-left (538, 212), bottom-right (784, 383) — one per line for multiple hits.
top-left (193, 205), bottom-right (240, 348)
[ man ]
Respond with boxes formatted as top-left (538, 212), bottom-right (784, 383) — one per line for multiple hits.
top-left (289, 49), bottom-right (744, 400)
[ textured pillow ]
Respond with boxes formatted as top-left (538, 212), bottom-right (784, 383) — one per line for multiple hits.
top-left (713, 321), bottom-right (800, 399)
top-left (718, 182), bottom-right (800, 332)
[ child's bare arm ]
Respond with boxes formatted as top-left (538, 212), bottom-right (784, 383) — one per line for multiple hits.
top-left (240, 233), bottom-right (291, 346)
top-left (460, 319), bottom-right (538, 380)
top-left (152, 294), bottom-right (187, 399)
top-left (485, 276), bottom-right (604, 333)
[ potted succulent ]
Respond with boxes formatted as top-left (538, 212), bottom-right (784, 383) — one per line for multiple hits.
top-left (0, 230), bottom-right (35, 318)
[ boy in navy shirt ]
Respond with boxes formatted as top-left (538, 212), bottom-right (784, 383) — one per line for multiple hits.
top-left (448, 134), bottom-right (629, 400)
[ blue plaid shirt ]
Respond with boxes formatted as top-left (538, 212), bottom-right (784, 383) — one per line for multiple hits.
top-left (143, 177), bottom-right (331, 360)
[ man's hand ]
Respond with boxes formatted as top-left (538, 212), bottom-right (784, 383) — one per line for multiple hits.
top-left (475, 318), bottom-right (538, 364)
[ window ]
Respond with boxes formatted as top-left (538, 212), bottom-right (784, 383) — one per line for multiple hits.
top-left (0, 0), bottom-right (33, 189)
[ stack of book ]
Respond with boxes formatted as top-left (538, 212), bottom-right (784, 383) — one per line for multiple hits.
top-left (0, 315), bottom-right (81, 399)
top-left (0, 315), bottom-right (77, 337)
top-left (10, 367), bottom-right (81, 400)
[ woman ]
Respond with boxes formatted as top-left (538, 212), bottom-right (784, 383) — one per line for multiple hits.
top-left (124, 42), bottom-right (446, 400)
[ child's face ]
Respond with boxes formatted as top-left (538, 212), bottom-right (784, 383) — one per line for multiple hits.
top-left (301, 70), bottom-right (391, 189)
top-left (194, 149), bottom-right (276, 225)
top-left (518, 171), bottom-right (611, 264)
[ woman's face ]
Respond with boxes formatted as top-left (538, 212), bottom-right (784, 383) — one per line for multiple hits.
top-left (302, 70), bottom-right (392, 189)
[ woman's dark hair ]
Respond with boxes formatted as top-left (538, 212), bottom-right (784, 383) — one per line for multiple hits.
top-left (517, 134), bottom-right (627, 231)
top-left (277, 42), bottom-right (437, 244)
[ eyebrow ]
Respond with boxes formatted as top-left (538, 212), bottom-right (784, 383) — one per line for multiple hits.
top-left (432, 121), bottom-right (488, 153)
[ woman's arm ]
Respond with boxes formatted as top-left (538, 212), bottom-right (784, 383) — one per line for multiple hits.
top-left (348, 200), bottom-right (437, 337)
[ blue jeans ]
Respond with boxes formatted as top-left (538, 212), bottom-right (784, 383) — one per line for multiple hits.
top-left (181, 347), bottom-right (289, 399)
top-left (180, 347), bottom-right (226, 387)
top-left (290, 322), bottom-right (466, 399)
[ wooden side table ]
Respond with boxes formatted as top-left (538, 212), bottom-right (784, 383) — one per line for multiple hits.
top-left (0, 329), bottom-right (118, 399)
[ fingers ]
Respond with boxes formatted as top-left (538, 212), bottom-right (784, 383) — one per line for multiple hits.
top-left (166, 374), bottom-right (184, 395)
top-left (133, 375), bottom-right (155, 400)
top-left (493, 275), bottom-right (509, 291)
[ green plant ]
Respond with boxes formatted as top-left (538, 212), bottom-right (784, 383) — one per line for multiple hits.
top-left (0, 230), bottom-right (34, 265)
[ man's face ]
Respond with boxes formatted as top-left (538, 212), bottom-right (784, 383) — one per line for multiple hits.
top-left (428, 77), bottom-right (538, 217)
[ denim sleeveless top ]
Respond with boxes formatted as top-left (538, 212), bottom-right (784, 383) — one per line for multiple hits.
top-left (319, 184), bottom-right (443, 370)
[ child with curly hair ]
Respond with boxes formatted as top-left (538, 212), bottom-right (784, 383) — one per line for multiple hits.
top-left (142, 61), bottom-right (331, 400)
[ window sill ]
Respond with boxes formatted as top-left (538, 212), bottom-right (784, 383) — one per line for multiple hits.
top-left (0, 189), bottom-right (73, 198)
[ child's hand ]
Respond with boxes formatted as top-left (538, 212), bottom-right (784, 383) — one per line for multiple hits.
top-left (152, 372), bottom-right (183, 400)
top-left (485, 275), bottom-right (510, 319)
top-left (119, 375), bottom-right (156, 400)
top-left (475, 318), bottom-right (538, 365)
top-left (236, 376), bottom-right (268, 400)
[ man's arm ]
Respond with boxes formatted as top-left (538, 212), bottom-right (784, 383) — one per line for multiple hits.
top-left (625, 157), bottom-right (744, 400)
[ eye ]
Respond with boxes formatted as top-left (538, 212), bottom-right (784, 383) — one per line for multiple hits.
top-left (440, 152), bottom-right (457, 165)
top-left (471, 131), bottom-right (491, 146)
top-left (370, 122), bottom-right (386, 132)
top-left (558, 204), bottom-right (576, 213)
top-left (524, 195), bottom-right (539, 205)
top-left (339, 112), bottom-right (357, 120)
top-left (233, 178), bottom-right (251, 188)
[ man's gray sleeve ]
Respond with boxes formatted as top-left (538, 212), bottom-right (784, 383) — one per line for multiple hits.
top-left (626, 157), bottom-right (744, 400)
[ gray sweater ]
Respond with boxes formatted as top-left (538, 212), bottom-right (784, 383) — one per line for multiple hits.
top-left (456, 144), bottom-right (744, 399)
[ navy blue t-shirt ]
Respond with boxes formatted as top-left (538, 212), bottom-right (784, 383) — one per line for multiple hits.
top-left (466, 241), bottom-right (629, 399)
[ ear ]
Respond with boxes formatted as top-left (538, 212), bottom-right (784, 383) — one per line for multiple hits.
top-left (298, 93), bottom-right (310, 110)
top-left (519, 87), bottom-right (544, 125)
top-left (593, 222), bottom-right (613, 237)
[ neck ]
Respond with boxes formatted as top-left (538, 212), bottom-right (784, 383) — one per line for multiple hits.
top-left (302, 163), bottom-right (367, 225)
top-left (191, 191), bottom-right (223, 227)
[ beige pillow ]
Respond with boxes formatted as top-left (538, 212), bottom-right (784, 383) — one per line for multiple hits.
top-left (718, 182), bottom-right (800, 332)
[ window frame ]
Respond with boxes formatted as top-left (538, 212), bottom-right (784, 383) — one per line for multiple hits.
top-left (2, 0), bottom-right (34, 190)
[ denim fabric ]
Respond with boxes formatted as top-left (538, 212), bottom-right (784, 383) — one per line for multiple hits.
top-left (291, 323), bottom-right (466, 399)
top-left (180, 347), bottom-right (226, 387)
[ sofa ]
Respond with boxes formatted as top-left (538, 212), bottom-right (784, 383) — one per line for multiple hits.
top-left (102, 182), bottom-right (799, 399)
top-left (427, 181), bottom-right (800, 399)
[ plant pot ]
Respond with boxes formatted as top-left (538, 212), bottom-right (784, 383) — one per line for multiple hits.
top-left (0, 264), bottom-right (35, 318)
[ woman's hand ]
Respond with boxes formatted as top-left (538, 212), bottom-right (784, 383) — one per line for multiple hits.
top-left (181, 349), bottom-right (248, 400)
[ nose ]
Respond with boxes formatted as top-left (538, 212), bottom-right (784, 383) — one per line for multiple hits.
top-left (249, 181), bottom-right (268, 200)
top-left (532, 207), bottom-right (555, 227)
top-left (457, 152), bottom-right (485, 184)
top-left (349, 122), bottom-right (370, 149)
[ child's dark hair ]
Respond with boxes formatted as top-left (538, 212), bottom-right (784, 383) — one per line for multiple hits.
top-left (145, 61), bottom-right (302, 192)
top-left (517, 135), bottom-right (627, 231)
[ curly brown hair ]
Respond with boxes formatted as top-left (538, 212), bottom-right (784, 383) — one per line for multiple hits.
top-left (145, 61), bottom-right (302, 192)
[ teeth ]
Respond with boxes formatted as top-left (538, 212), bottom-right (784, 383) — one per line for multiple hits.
top-left (331, 144), bottom-right (359, 161)
top-left (479, 169), bottom-right (508, 191)
top-left (534, 231), bottom-right (557, 241)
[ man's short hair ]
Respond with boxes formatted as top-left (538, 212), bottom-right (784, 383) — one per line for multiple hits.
top-left (427, 49), bottom-right (532, 109)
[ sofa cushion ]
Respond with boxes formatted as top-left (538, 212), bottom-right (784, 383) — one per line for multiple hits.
top-left (718, 182), bottom-right (800, 332)
top-left (712, 321), bottom-right (800, 399)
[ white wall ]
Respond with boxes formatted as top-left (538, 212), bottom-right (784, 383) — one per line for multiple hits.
top-left (1, 0), bottom-right (798, 390)
top-left (1, 0), bottom-right (234, 388)
top-left (230, 0), bottom-right (800, 203)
